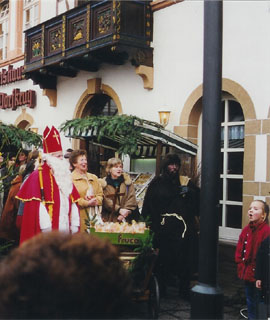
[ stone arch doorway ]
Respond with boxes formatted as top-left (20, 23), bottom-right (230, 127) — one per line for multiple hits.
top-left (175, 78), bottom-right (256, 242)
top-left (17, 120), bottom-right (31, 130)
top-left (73, 78), bottom-right (122, 177)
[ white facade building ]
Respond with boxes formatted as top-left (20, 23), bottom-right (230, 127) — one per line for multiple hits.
top-left (0, 0), bottom-right (269, 243)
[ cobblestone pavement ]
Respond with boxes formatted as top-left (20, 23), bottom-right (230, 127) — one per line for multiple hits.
top-left (158, 285), bottom-right (245, 320)
top-left (127, 284), bottom-right (245, 320)
top-left (126, 243), bottom-right (247, 319)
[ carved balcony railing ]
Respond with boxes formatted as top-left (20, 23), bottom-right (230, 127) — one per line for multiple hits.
top-left (24, 0), bottom-right (153, 89)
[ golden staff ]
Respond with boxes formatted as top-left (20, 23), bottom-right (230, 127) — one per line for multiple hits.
top-left (38, 152), bottom-right (45, 205)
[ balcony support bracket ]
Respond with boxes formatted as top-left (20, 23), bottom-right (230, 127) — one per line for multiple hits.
top-left (135, 65), bottom-right (153, 90)
top-left (43, 89), bottom-right (57, 107)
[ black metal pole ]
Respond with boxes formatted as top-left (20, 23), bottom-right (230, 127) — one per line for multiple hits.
top-left (190, 1), bottom-right (223, 319)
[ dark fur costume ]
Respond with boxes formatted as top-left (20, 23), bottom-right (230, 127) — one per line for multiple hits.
top-left (142, 154), bottom-right (200, 296)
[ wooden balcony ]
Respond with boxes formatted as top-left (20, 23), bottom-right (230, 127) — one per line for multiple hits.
top-left (24, 1), bottom-right (153, 90)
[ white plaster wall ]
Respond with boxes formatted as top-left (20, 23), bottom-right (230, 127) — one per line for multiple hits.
top-left (151, 1), bottom-right (204, 131)
top-left (151, 0), bottom-right (270, 121)
top-left (40, 0), bottom-right (57, 23)
top-left (255, 134), bottom-right (267, 182)
top-left (223, 1), bottom-right (270, 120)
top-left (8, 0), bottom-right (17, 51)
top-left (57, 64), bottom-right (158, 122)
top-left (40, 0), bottom-right (76, 22)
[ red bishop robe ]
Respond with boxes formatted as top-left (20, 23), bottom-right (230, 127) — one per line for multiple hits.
top-left (16, 162), bottom-right (80, 244)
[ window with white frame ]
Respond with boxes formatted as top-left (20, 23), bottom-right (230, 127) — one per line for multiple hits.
top-left (23, 0), bottom-right (39, 31)
top-left (219, 96), bottom-right (244, 232)
top-left (0, 2), bottom-right (9, 60)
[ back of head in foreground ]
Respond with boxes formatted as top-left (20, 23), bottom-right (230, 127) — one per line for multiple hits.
top-left (0, 231), bottom-right (132, 319)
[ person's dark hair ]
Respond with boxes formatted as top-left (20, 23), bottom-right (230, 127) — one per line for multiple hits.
top-left (0, 232), bottom-right (132, 319)
top-left (21, 149), bottom-right (29, 155)
top-left (22, 159), bottom-right (36, 180)
top-left (21, 150), bottom-right (40, 180)
top-left (27, 150), bottom-right (39, 162)
top-left (4, 152), bottom-right (16, 167)
top-left (161, 153), bottom-right (181, 173)
top-left (69, 149), bottom-right (87, 170)
top-left (6, 152), bottom-right (16, 159)
top-left (16, 149), bottom-right (29, 164)
top-left (64, 148), bottom-right (74, 159)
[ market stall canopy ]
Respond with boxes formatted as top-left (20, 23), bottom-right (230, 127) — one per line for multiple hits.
top-left (60, 115), bottom-right (198, 156)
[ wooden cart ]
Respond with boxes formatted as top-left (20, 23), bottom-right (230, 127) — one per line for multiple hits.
top-left (90, 228), bottom-right (160, 319)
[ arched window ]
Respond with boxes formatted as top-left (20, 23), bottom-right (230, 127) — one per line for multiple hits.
top-left (0, 2), bottom-right (9, 60)
top-left (219, 95), bottom-right (244, 240)
top-left (81, 94), bottom-right (118, 177)
top-left (82, 94), bottom-right (118, 117)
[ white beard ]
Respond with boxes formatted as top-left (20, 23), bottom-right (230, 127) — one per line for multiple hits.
top-left (43, 154), bottom-right (73, 198)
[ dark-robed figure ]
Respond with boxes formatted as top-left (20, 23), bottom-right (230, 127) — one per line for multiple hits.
top-left (142, 153), bottom-right (200, 298)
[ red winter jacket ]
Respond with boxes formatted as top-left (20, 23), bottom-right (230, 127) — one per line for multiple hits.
top-left (235, 221), bottom-right (270, 282)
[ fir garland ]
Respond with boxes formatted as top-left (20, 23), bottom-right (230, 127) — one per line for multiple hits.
top-left (60, 115), bottom-right (163, 156)
top-left (0, 123), bottom-right (42, 152)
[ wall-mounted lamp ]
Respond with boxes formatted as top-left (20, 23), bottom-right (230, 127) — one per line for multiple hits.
top-left (30, 127), bottom-right (38, 134)
top-left (158, 110), bottom-right (171, 127)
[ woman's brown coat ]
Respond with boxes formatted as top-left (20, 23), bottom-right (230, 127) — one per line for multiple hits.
top-left (100, 173), bottom-right (138, 222)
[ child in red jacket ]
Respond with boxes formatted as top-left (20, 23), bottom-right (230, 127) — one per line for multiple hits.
top-left (235, 200), bottom-right (270, 319)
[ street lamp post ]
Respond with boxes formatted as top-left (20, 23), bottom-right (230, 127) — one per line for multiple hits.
top-left (190, 1), bottom-right (224, 319)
